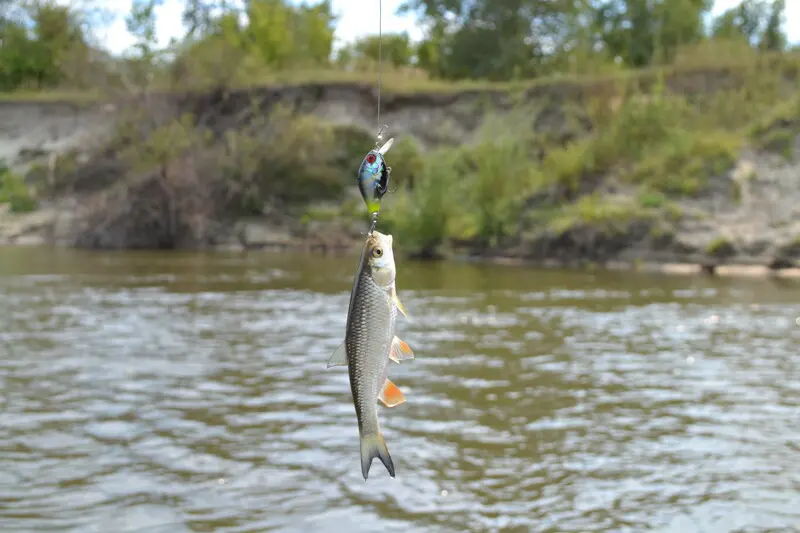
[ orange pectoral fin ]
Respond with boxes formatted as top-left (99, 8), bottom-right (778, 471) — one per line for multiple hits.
top-left (389, 336), bottom-right (415, 363)
top-left (378, 379), bottom-right (406, 408)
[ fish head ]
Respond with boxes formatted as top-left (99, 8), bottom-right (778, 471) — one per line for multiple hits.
top-left (365, 231), bottom-right (396, 287)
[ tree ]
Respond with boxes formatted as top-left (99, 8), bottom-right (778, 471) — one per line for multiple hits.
top-left (337, 33), bottom-right (414, 69)
top-left (710, 0), bottom-right (786, 50)
top-left (0, 1), bottom-right (92, 89)
top-left (182, 0), bottom-right (219, 38)
top-left (760, 0), bottom-right (786, 51)
top-left (399, 0), bottom-right (584, 80)
top-left (169, 0), bottom-right (335, 88)
top-left (125, 0), bottom-right (162, 87)
top-left (595, 0), bottom-right (712, 67)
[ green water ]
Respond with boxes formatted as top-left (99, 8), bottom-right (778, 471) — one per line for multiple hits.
top-left (1, 246), bottom-right (799, 533)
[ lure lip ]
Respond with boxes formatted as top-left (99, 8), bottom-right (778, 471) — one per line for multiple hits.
top-left (377, 137), bottom-right (394, 155)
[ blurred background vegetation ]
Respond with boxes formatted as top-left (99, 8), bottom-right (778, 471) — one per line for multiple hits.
top-left (0, 0), bottom-right (794, 91)
top-left (0, 0), bottom-right (798, 255)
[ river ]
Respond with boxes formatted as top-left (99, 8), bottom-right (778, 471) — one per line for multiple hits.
top-left (1, 246), bottom-right (798, 533)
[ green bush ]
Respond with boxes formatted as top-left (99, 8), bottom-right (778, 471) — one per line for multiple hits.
top-left (547, 194), bottom-right (650, 236)
top-left (627, 130), bottom-right (741, 195)
top-left (749, 94), bottom-right (800, 158)
top-left (0, 163), bottom-right (37, 213)
top-left (380, 147), bottom-right (460, 254)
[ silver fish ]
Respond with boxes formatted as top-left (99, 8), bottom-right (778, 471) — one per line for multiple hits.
top-left (327, 231), bottom-right (414, 480)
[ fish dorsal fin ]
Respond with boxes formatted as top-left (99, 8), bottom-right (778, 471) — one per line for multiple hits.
top-left (326, 342), bottom-right (347, 368)
top-left (378, 379), bottom-right (406, 407)
top-left (389, 336), bottom-right (415, 364)
top-left (391, 287), bottom-right (408, 318)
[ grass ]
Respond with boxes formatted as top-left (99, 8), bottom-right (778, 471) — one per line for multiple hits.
top-left (749, 94), bottom-right (800, 160)
top-left (2, 46), bottom-right (798, 103)
top-left (0, 163), bottom-right (37, 213)
top-left (0, 88), bottom-right (107, 104)
top-left (627, 130), bottom-right (743, 195)
top-left (706, 236), bottom-right (736, 258)
top-left (546, 194), bottom-right (653, 236)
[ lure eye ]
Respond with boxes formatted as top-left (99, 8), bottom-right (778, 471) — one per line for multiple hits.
top-left (372, 247), bottom-right (383, 258)
top-left (366, 153), bottom-right (377, 164)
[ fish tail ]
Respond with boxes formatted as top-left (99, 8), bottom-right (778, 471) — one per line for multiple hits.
top-left (359, 431), bottom-right (395, 480)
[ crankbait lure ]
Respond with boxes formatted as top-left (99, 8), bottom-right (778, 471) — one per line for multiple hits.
top-left (357, 135), bottom-right (394, 226)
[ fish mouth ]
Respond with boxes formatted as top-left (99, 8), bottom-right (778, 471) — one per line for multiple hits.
top-left (366, 230), bottom-right (389, 244)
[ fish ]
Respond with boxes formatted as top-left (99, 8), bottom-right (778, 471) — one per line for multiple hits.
top-left (327, 230), bottom-right (415, 480)
top-left (356, 138), bottom-right (394, 215)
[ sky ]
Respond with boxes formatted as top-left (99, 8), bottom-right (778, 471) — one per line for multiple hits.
top-left (83, 0), bottom-right (800, 57)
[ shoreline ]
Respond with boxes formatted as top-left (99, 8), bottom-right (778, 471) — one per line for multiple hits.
top-left (3, 235), bottom-right (799, 280)
top-left (2, 206), bottom-right (798, 280)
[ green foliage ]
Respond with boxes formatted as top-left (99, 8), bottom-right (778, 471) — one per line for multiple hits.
top-left (638, 190), bottom-right (666, 208)
top-left (380, 148), bottom-right (459, 253)
top-left (711, 0), bottom-right (787, 51)
top-left (385, 136), bottom-right (425, 189)
top-left (125, 0), bottom-right (161, 86)
top-left (0, 1), bottom-right (90, 91)
top-left (383, 114), bottom-right (539, 248)
top-left (399, 0), bottom-right (782, 79)
top-left (627, 130), bottom-right (742, 195)
top-left (707, 236), bottom-right (736, 257)
top-left (126, 0), bottom-right (159, 59)
top-left (546, 194), bottom-right (651, 236)
top-left (109, 103), bottom-right (360, 218)
top-left (166, 0), bottom-right (336, 89)
top-left (536, 85), bottom-right (752, 202)
top-left (749, 94), bottom-right (800, 158)
top-left (243, 0), bottom-right (332, 68)
top-left (463, 118), bottom-right (537, 242)
top-left (596, 0), bottom-right (713, 67)
top-left (337, 33), bottom-right (414, 70)
top-left (0, 162), bottom-right (37, 213)
top-left (0, 0), bottom-right (794, 94)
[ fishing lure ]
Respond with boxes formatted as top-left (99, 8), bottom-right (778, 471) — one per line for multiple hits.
top-left (357, 136), bottom-right (394, 221)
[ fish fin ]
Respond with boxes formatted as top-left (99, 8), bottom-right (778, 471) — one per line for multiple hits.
top-left (389, 336), bottom-right (415, 363)
top-left (391, 287), bottom-right (408, 318)
top-left (378, 379), bottom-right (406, 407)
top-left (359, 432), bottom-right (395, 480)
top-left (326, 342), bottom-right (347, 368)
top-left (377, 137), bottom-right (394, 155)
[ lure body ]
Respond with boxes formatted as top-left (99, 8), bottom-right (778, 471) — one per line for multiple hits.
top-left (357, 138), bottom-right (394, 215)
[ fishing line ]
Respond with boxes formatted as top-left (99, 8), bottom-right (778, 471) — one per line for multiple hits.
top-left (375, 0), bottom-right (386, 144)
top-left (368, 0), bottom-right (386, 236)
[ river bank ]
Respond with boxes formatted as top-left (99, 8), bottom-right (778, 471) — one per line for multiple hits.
top-left (3, 203), bottom-right (800, 280)
top-left (1, 62), bottom-right (800, 276)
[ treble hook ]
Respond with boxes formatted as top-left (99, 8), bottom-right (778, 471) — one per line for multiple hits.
top-left (384, 166), bottom-right (397, 194)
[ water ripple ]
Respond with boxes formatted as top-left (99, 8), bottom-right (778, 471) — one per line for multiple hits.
top-left (1, 252), bottom-right (799, 532)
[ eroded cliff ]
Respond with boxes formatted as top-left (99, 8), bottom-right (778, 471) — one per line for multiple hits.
top-left (1, 71), bottom-right (799, 275)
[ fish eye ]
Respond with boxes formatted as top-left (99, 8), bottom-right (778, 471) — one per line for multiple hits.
top-left (366, 153), bottom-right (377, 164)
top-left (372, 247), bottom-right (383, 258)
